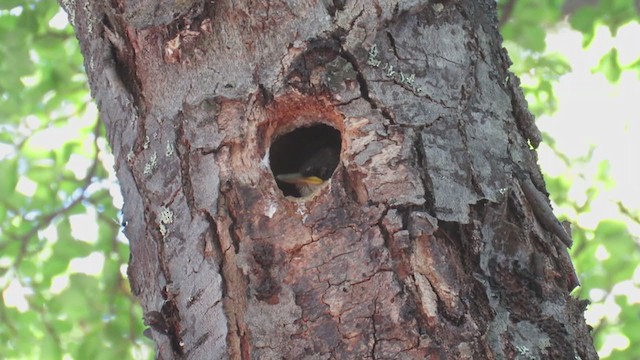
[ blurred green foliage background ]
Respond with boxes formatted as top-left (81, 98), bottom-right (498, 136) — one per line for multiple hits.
top-left (0, 0), bottom-right (638, 358)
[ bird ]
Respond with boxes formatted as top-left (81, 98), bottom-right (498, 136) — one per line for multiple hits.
top-left (276, 147), bottom-right (340, 197)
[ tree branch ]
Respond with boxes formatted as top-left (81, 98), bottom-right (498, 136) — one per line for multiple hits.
top-left (499, 0), bottom-right (517, 27)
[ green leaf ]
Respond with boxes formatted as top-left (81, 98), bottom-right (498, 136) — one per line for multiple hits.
top-left (0, 1), bottom-right (25, 9)
top-left (49, 274), bottom-right (95, 321)
top-left (625, 56), bottom-right (640, 75)
top-left (0, 238), bottom-right (21, 262)
top-left (594, 219), bottom-right (627, 240)
top-left (601, 0), bottom-right (636, 36)
top-left (519, 24), bottom-right (546, 52)
top-left (569, 6), bottom-right (598, 47)
top-left (26, 164), bottom-right (58, 184)
top-left (50, 318), bottom-right (73, 334)
top-left (592, 220), bottom-right (637, 283)
top-left (41, 257), bottom-right (70, 279)
top-left (76, 332), bottom-right (102, 359)
top-left (594, 48), bottom-right (622, 83)
top-left (0, 158), bottom-right (19, 197)
top-left (19, 259), bottom-right (38, 278)
top-left (53, 220), bottom-right (94, 259)
top-left (40, 335), bottom-right (63, 360)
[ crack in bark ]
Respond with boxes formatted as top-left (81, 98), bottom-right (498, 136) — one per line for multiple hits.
top-left (176, 116), bottom-right (197, 213)
top-left (375, 213), bottom-right (431, 346)
top-left (338, 50), bottom-right (373, 106)
top-left (224, 199), bottom-right (242, 255)
top-left (203, 211), bottom-right (224, 262)
top-left (346, 6), bottom-right (366, 32)
top-left (159, 299), bottom-right (185, 355)
top-left (324, 0), bottom-right (347, 18)
top-left (507, 73), bottom-right (542, 149)
top-left (370, 296), bottom-right (379, 360)
top-left (338, 49), bottom-right (396, 126)
top-left (208, 187), bottom-right (251, 359)
top-left (100, 14), bottom-right (146, 110)
top-left (518, 172), bottom-right (573, 248)
top-left (140, 203), bottom-right (185, 356)
top-left (386, 31), bottom-right (399, 59)
top-left (412, 132), bottom-right (436, 214)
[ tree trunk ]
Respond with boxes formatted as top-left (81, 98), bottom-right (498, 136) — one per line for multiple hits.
top-left (61, 0), bottom-right (597, 358)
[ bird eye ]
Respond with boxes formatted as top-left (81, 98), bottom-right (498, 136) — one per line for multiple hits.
top-left (269, 124), bottom-right (341, 198)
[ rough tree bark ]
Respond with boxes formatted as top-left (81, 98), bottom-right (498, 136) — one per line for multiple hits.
top-left (60, 0), bottom-right (597, 359)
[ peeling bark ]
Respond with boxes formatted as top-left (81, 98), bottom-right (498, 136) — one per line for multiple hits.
top-left (61, 0), bottom-right (597, 358)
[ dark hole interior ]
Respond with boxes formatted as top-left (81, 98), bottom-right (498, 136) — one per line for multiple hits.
top-left (269, 124), bottom-right (342, 197)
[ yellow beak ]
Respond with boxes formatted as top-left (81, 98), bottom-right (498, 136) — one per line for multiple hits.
top-left (276, 173), bottom-right (325, 185)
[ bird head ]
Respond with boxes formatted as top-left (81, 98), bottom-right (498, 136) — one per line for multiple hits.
top-left (276, 147), bottom-right (339, 197)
